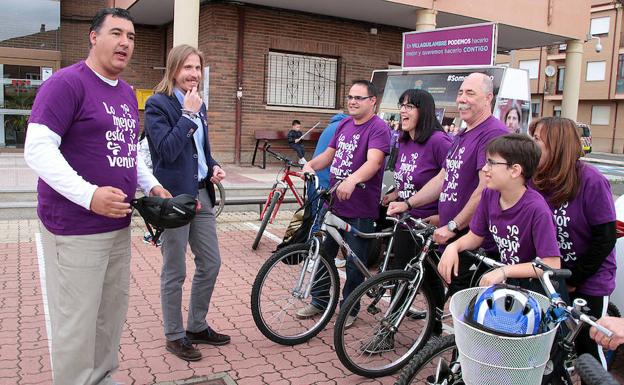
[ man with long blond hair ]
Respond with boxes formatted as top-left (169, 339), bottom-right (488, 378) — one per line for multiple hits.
top-left (144, 44), bottom-right (229, 362)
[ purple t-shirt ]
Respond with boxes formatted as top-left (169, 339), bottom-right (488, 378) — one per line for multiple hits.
top-left (28, 61), bottom-right (140, 235)
top-left (328, 115), bottom-right (391, 219)
top-left (439, 116), bottom-right (507, 251)
top-left (470, 187), bottom-right (561, 265)
top-left (541, 163), bottom-right (617, 296)
top-left (394, 130), bottom-right (452, 219)
top-left (439, 116), bottom-right (507, 224)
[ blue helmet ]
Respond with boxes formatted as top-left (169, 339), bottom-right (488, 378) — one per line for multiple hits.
top-left (464, 284), bottom-right (543, 336)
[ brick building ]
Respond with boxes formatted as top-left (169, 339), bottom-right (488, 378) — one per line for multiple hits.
top-left (0, 0), bottom-right (590, 161)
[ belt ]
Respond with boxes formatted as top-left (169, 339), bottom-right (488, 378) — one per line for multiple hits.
top-left (198, 178), bottom-right (207, 190)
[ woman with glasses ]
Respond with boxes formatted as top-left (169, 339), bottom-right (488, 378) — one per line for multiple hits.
top-left (384, 89), bottom-right (452, 333)
top-left (530, 117), bottom-right (617, 369)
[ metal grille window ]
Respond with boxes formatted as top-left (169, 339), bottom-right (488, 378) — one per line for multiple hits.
top-left (266, 51), bottom-right (338, 108)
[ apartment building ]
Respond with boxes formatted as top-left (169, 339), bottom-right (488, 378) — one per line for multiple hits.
top-left (497, 0), bottom-right (624, 153)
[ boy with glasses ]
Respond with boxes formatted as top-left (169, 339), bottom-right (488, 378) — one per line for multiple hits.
top-left (438, 134), bottom-right (562, 286)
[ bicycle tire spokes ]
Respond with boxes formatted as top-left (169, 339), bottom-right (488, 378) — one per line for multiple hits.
top-left (251, 244), bottom-right (339, 345)
top-left (334, 271), bottom-right (434, 377)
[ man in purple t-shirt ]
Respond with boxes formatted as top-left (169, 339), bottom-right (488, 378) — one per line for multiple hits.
top-left (439, 135), bottom-right (561, 288)
top-left (388, 72), bottom-right (507, 294)
top-left (297, 80), bottom-right (390, 325)
top-left (24, 9), bottom-right (169, 385)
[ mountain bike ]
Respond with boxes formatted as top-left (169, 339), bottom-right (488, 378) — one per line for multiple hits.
top-left (250, 179), bottom-right (404, 345)
top-left (395, 258), bottom-right (616, 385)
top-left (332, 225), bottom-right (502, 378)
top-left (252, 145), bottom-right (306, 250)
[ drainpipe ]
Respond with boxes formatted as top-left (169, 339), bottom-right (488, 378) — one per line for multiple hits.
top-left (234, 6), bottom-right (245, 165)
top-left (610, 3), bottom-right (622, 153)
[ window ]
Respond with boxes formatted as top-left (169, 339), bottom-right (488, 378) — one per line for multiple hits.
top-left (590, 16), bottom-right (610, 36)
top-left (557, 66), bottom-right (565, 94)
top-left (531, 100), bottom-right (541, 118)
top-left (519, 60), bottom-right (539, 80)
top-left (591, 105), bottom-right (610, 125)
top-left (617, 55), bottom-right (624, 94)
top-left (554, 105), bottom-right (562, 117)
top-left (586, 61), bottom-right (606, 81)
top-left (266, 51), bottom-right (338, 109)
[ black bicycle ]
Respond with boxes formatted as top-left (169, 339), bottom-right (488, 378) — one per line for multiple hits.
top-left (250, 179), bottom-right (404, 346)
top-left (395, 258), bottom-right (616, 385)
top-left (332, 221), bottom-right (504, 378)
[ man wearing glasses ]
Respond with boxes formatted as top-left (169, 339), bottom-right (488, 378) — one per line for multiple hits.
top-left (388, 72), bottom-right (507, 295)
top-left (298, 80), bottom-right (391, 327)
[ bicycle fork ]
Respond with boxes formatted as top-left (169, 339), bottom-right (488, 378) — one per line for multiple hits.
top-left (292, 237), bottom-right (323, 299)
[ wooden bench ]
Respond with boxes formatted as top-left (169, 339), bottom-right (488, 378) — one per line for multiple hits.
top-left (252, 129), bottom-right (321, 169)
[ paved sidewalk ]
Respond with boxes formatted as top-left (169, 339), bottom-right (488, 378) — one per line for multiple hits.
top-left (0, 210), bottom-right (407, 385)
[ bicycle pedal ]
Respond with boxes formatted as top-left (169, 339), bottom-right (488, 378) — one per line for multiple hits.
top-left (366, 305), bottom-right (380, 315)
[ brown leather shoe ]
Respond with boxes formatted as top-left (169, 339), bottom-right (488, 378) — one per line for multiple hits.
top-left (186, 326), bottom-right (231, 346)
top-left (166, 337), bottom-right (202, 361)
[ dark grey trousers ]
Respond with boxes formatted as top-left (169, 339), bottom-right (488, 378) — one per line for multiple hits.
top-left (160, 188), bottom-right (221, 341)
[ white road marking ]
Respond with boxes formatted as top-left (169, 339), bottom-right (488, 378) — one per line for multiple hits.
top-left (34, 232), bottom-right (53, 372)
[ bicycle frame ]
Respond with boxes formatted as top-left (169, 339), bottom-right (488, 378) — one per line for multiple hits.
top-left (258, 148), bottom-right (306, 223)
top-left (425, 259), bottom-right (613, 385)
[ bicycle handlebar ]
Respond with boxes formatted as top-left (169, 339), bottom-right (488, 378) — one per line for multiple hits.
top-left (264, 145), bottom-right (302, 169)
top-left (531, 258), bottom-right (613, 337)
top-left (462, 248), bottom-right (505, 269)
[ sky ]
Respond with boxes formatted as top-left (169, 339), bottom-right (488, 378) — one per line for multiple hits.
top-left (0, 0), bottom-right (60, 42)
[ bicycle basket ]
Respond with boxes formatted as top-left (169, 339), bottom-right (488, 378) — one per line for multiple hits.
top-left (450, 287), bottom-right (559, 385)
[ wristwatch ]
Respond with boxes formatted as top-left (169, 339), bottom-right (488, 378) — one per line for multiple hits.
top-left (404, 199), bottom-right (413, 210)
top-left (447, 220), bottom-right (459, 233)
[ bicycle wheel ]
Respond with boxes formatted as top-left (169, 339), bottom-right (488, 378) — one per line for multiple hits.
top-left (334, 270), bottom-right (434, 378)
top-left (251, 242), bottom-right (340, 345)
top-left (213, 181), bottom-right (225, 217)
top-left (252, 190), bottom-right (281, 250)
top-left (576, 353), bottom-right (621, 385)
top-left (395, 335), bottom-right (459, 385)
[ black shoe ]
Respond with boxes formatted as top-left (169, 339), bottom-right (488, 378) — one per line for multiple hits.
top-left (166, 337), bottom-right (202, 361)
top-left (186, 326), bottom-right (231, 346)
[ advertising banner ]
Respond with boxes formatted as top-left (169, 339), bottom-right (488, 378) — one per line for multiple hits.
top-left (402, 23), bottom-right (496, 69)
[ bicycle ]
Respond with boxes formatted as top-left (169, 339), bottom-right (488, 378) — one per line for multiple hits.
top-left (252, 145), bottom-right (306, 250)
top-left (250, 179), bottom-right (404, 345)
top-left (332, 221), bottom-right (500, 378)
top-left (395, 257), bottom-right (616, 385)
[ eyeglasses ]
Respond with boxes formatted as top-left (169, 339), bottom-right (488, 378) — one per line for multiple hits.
top-left (346, 95), bottom-right (373, 101)
top-left (398, 103), bottom-right (417, 111)
top-left (486, 158), bottom-right (511, 167)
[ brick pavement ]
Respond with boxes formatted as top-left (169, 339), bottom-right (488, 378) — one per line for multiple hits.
top-left (1, 210), bottom-right (623, 385)
top-left (0, 211), bottom-right (405, 385)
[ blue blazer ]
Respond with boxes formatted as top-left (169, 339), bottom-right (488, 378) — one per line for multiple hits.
top-left (144, 92), bottom-right (219, 204)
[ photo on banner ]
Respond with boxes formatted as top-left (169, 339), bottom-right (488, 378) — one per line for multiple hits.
top-left (493, 98), bottom-right (531, 134)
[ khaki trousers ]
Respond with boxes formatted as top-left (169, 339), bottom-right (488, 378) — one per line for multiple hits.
top-left (41, 226), bottom-right (131, 385)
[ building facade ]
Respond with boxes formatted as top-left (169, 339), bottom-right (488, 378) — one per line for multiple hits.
top-left (498, 0), bottom-right (624, 153)
top-left (0, 0), bottom-right (590, 161)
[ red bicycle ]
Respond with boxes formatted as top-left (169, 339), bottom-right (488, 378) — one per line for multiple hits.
top-left (252, 145), bottom-right (307, 250)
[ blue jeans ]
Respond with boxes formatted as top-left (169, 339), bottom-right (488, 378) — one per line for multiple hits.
top-left (311, 216), bottom-right (375, 316)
